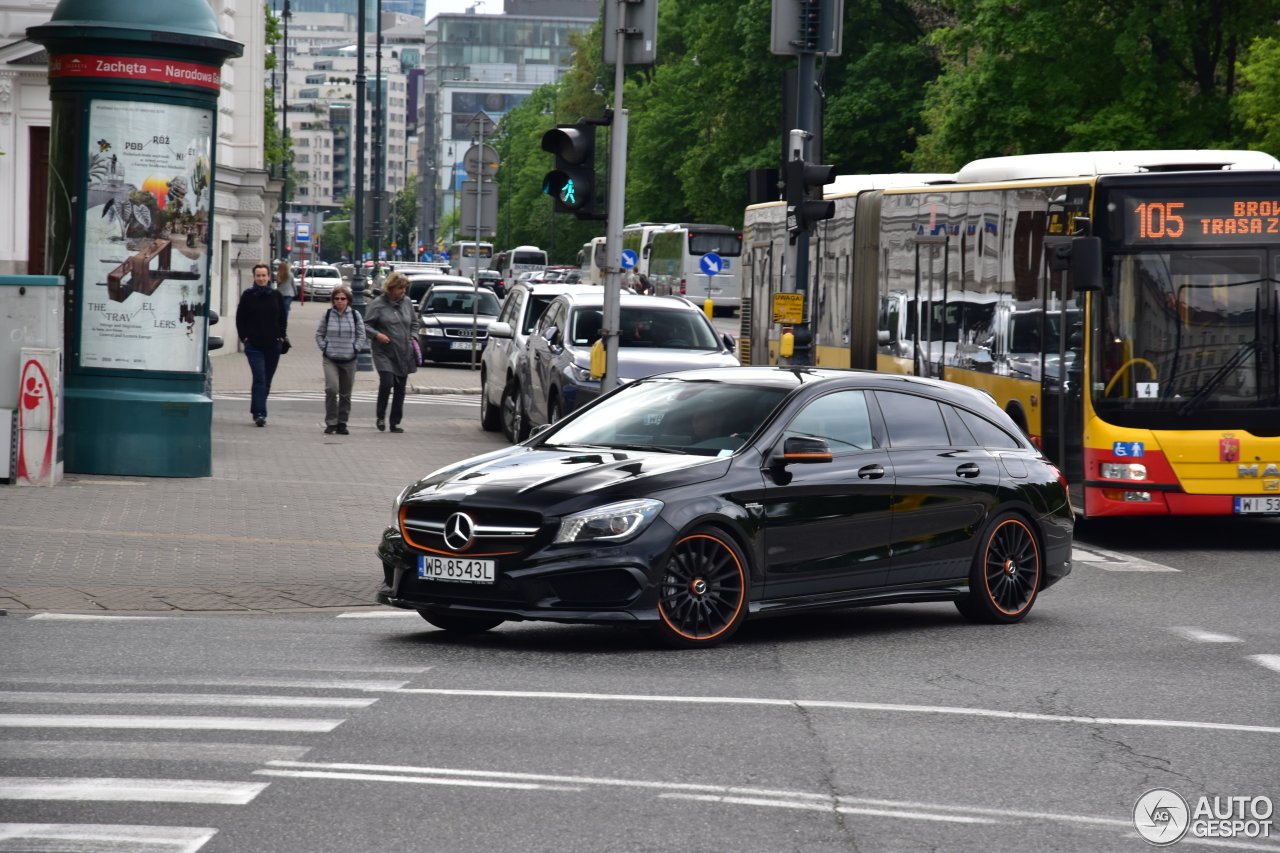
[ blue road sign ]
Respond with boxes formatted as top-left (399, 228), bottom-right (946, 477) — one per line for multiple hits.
top-left (620, 249), bottom-right (638, 270)
top-left (295, 222), bottom-right (311, 244)
top-left (699, 252), bottom-right (723, 276)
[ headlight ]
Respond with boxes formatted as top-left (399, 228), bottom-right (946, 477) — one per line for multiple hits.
top-left (390, 484), bottom-right (413, 529)
top-left (422, 327), bottom-right (444, 337)
top-left (554, 498), bottom-right (664, 544)
top-left (570, 363), bottom-right (594, 382)
top-left (1100, 462), bottom-right (1147, 480)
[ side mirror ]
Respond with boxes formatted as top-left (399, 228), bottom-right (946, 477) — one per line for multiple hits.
top-left (721, 333), bottom-right (736, 353)
top-left (775, 435), bottom-right (833, 465)
top-left (488, 321), bottom-right (513, 340)
top-left (543, 326), bottom-right (560, 346)
top-left (529, 423), bottom-right (551, 439)
top-left (1070, 236), bottom-right (1102, 291)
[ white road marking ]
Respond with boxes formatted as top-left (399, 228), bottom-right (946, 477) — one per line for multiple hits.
top-left (0, 714), bottom-right (342, 732)
top-left (0, 778), bottom-right (267, 805)
top-left (26, 614), bottom-right (171, 621)
top-left (1170, 627), bottom-right (1245, 643)
top-left (214, 391), bottom-right (478, 407)
top-left (0, 823), bottom-right (216, 853)
top-left (0, 692), bottom-right (376, 709)
top-left (1072, 545), bottom-right (1180, 572)
top-left (336, 610), bottom-right (420, 618)
top-left (0, 740), bottom-right (310, 763)
top-left (0, 675), bottom-right (407, 691)
top-left (254, 768), bottom-right (579, 792)
top-left (663, 793), bottom-right (998, 824)
top-left (387, 688), bottom-right (1280, 735)
top-left (1249, 654), bottom-right (1280, 674)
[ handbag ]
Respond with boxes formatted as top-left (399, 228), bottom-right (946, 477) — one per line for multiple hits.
top-left (411, 337), bottom-right (423, 365)
top-left (280, 337), bottom-right (292, 354)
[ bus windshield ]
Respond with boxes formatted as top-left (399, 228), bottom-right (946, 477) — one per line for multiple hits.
top-left (1094, 249), bottom-right (1280, 431)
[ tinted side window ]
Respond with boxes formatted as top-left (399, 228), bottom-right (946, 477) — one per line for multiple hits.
top-left (940, 404), bottom-right (978, 446)
top-left (524, 293), bottom-right (556, 333)
top-left (958, 408), bottom-right (1021, 448)
top-left (783, 391), bottom-right (876, 453)
top-left (876, 391), bottom-right (950, 447)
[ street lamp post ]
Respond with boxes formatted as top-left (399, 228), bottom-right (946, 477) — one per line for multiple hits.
top-left (352, 0), bottom-right (372, 371)
top-left (277, 0), bottom-right (291, 262)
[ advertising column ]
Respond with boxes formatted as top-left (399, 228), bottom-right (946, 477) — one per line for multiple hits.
top-left (28, 0), bottom-right (242, 476)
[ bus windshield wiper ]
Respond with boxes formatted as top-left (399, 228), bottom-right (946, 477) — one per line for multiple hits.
top-left (1177, 341), bottom-right (1257, 416)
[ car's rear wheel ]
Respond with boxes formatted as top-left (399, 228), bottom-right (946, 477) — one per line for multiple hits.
top-left (479, 371), bottom-right (501, 431)
top-left (501, 381), bottom-right (527, 442)
top-left (655, 527), bottom-right (749, 648)
top-left (956, 512), bottom-right (1042, 623)
top-left (418, 611), bottom-right (505, 633)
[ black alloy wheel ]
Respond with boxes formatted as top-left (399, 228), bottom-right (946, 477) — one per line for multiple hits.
top-left (419, 611), bottom-right (505, 633)
top-left (501, 381), bottom-right (527, 443)
top-left (956, 512), bottom-right (1042, 623)
top-left (655, 527), bottom-right (749, 648)
top-left (479, 371), bottom-right (501, 431)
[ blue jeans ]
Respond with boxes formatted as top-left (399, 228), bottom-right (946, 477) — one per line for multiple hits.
top-left (245, 343), bottom-right (281, 419)
top-left (281, 296), bottom-right (294, 315)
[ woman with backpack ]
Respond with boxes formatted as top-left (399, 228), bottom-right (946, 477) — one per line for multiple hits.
top-left (314, 284), bottom-right (365, 435)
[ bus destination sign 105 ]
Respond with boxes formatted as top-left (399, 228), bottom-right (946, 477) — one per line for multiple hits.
top-left (1121, 193), bottom-right (1280, 244)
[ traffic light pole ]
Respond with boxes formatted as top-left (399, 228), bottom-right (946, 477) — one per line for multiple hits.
top-left (789, 52), bottom-right (817, 366)
top-left (600, 23), bottom-right (630, 394)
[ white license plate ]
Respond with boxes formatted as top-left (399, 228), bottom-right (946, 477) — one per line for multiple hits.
top-left (1234, 496), bottom-right (1280, 514)
top-left (419, 555), bottom-right (495, 583)
top-left (449, 341), bottom-right (479, 350)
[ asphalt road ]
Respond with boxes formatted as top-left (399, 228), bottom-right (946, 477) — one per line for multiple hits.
top-left (3, 465), bottom-right (1278, 851)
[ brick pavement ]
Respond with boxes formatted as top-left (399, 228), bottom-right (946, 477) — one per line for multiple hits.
top-left (0, 297), bottom-right (502, 614)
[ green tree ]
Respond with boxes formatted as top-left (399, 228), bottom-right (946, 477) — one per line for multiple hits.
top-left (911, 0), bottom-right (1280, 170)
top-left (1235, 35), bottom-right (1280, 158)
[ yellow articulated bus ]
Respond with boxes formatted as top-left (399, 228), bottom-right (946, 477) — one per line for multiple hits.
top-left (741, 151), bottom-right (1280, 518)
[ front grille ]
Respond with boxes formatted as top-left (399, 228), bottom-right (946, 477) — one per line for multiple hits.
top-left (400, 503), bottom-right (546, 557)
top-left (445, 327), bottom-right (488, 340)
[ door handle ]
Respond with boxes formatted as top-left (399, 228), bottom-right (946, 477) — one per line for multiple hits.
top-left (956, 462), bottom-right (981, 478)
top-left (858, 464), bottom-right (885, 480)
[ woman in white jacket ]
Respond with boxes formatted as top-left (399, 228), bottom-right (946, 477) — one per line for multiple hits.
top-left (314, 284), bottom-right (365, 434)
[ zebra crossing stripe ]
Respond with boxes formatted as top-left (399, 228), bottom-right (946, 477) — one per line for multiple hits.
top-left (0, 692), bottom-right (377, 709)
top-left (0, 823), bottom-right (216, 853)
top-left (0, 778), bottom-right (268, 804)
top-left (0, 714), bottom-right (343, 732)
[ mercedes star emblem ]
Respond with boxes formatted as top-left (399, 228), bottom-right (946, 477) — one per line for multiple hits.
top-left (443, 512), bottom-right (476, 552)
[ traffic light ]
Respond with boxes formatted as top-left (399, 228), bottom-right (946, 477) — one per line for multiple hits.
top-left (541, 121), bottom-right (597, 218)
top-left (785, 156), bottom-right (836, 232)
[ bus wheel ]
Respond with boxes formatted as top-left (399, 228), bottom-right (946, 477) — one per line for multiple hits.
top-left (956, 512), bottom-right (1042, 623)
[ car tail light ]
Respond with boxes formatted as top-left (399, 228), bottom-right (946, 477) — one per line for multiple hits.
top-left (679, 279), bottom-right (686, 295)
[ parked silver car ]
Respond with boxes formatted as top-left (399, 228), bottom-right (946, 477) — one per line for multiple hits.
top-left (296, 263), bottom-right (342, 301)
top-left (521, 292), bottom-right (739, 433)
top-left (479, 280), bottom-right (595, 441)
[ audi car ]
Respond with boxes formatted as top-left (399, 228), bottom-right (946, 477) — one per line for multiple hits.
top-left (377, 367), bottom-right (1074, 648)
top-left (416, 283), bottom-right (503, 363)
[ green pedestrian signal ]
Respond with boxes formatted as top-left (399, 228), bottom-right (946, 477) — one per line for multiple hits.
top-left (541, 120), bottom-right (599, 219)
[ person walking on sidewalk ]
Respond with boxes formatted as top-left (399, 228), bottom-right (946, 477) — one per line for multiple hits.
top-left (364, 270), bottom-right (419, 433)
top-left (236, 262), bottom-right (288, 427)
top-left (276, 260), bottom-right (297, 313)
top-left (315, 284), bottom-right (365, 435)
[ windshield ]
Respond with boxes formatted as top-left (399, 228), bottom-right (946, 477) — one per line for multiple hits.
top-left (688, 231), bottom-right (742, 257)
top-left (423, 289), bottom-right (501, 316)
top-left (1094, 249), bottom-right (1280, 431)
top-left (544, 379), bottom-right (788, 456)
top-left (565, 306), bottom-right (721, 349)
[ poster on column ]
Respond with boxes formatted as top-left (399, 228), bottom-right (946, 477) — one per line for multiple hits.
top-left (80, 99), bottom-right (213, 373)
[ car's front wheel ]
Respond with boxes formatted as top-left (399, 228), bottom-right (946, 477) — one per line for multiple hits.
top-left (418, 611), bottom-right (505, 633)
top-left (654, 527), bottom-right (749, 648)
top-left (955, 512), bottom-right (1042, 623)
top-left (479, 370), bottom-right (501, 431)
top-left (501, 381), bottom-right (528, 443)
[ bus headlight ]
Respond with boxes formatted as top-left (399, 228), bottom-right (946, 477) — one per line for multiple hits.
top-left (1101, 463), bottom-right (1147, 480)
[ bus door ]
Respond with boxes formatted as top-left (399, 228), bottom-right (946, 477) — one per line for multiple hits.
top-left (913, 233), bottom-right (947, 378)
top-left (745, 240), bottom-right (775, 365)
top-left (1040, 238), bottom-right (1086, 493)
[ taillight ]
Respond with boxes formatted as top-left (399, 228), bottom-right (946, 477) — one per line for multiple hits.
top-left (679, 279), bottom-right (686, 295)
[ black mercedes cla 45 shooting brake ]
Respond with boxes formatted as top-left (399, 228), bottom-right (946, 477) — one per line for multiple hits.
top-left (377, 367), bottom-right (1074, 648)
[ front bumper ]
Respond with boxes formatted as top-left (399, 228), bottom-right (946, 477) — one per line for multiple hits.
top-left (376, 522), bottom-right (671, 624)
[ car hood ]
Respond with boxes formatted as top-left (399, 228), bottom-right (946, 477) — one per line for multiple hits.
top-left (569, 347), bottom-right (739, 380)
top-left (405, 445), bottom-right (729, 505)
top-left (423, 313), bottom-right (497, 324)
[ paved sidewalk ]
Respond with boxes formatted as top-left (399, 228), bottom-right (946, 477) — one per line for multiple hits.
top-left (0, 296), bottom-right (501, 615)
